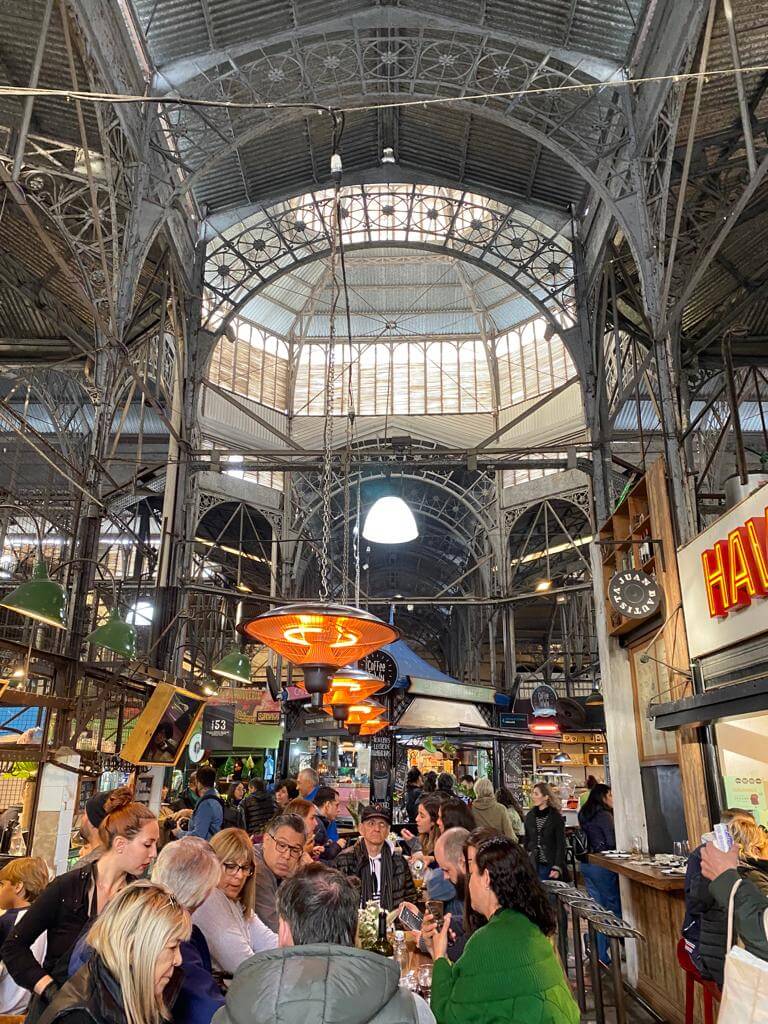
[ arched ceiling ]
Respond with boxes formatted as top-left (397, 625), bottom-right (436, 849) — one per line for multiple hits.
top-left (128, 0), bottom-right (648, 219)
top-left (241, 247), bottom-right (537, 341)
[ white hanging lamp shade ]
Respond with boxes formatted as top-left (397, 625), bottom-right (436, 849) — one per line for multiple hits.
top-left (362, 496), bottom-right (418, 544)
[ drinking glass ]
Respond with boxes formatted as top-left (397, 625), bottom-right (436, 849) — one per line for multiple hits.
top-left (673, 842), bottom-right (683, 859)
top-left (630, 835), bottom-right (642, 858)
top-left (417, 965), bottom-right (432, 999)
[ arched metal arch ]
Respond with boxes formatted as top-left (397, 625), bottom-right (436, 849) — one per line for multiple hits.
top-left (203, 182), bottom-right (575, 356)
top-left (159, 19), bottom-right (634, 215)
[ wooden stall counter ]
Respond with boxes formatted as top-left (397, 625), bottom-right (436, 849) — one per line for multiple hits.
top-left (588, 854), bottom-right (693, 1023)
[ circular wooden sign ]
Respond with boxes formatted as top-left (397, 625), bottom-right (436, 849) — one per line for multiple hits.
top-left (608, 569), bottom-right (661, 619)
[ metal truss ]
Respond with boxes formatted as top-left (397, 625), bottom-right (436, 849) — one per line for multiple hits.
top-left (202, 182), bottom-right (574, 340)
top-left (150, 13), bottom-right (639, 225)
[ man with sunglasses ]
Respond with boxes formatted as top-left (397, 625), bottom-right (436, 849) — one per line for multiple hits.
top-left (253, 813), bottom-right (306, 931)
top-left (336, 805), bottom-right (417, 910)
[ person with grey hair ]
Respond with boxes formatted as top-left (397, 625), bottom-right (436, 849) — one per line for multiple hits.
top-left (213, 864), bottom-right (436, 1024)
top-left (296, 768), bottom-right (320, 801)
top-left (152, 838), bottom-right (225, 1024)
top-left (471, 777), bottom-right (516, 838)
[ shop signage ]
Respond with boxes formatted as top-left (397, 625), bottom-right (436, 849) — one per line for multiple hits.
top-left (679, 483), bottom-right (768, 658)
top-left (360, 650), bottom-right (399, 687)
top-left (202, 703), bottom-right (235, 751)
top-left (531, 683), bottom-right (558, 717)
top-left (187, 730), bottom-right (205, 763)
top-left (608, 569), bottom-right (661, 619)
top-left (500, 712), bottom-right (528, 730)
top-left (700, 514), bottom-right (768, 618)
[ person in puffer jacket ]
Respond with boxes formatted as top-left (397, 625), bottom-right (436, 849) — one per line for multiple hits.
top-left (213, 863), bottom-right (435, 1024)
top-left (685, 813), bottom-right (768, 987)
top-left (237, 780), bottom-right (277, 836)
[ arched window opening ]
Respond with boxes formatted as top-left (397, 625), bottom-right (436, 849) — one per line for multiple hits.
top-left (293, 338), bottom-right (494, 416)
top-left (207, 314), bottom-right (289, 411)
top-left (495, 315), bottom-right (576, 408)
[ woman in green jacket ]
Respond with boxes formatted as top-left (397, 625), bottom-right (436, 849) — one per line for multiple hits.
top-left (426, 830), bottom-right (579, 1024)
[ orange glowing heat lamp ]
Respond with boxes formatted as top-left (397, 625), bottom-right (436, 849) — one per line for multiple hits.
top-left (322, 668), bottom-right (385, 722)
top-left (239, 603), bottom-right (398, 707)
top-left (360, 719), bottom-right (390, 736)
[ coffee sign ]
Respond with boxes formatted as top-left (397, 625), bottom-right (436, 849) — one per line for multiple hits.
top-left (608, 569), bottom-right (661, 619)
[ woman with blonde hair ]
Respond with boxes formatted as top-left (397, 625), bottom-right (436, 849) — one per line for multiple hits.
top-left (0, 858), bottom-right (50, 1013)
top-left (684, 809), bottom-right (768, 987)
top-left (522, 782), bottom-right (568, 881)
top-left (2, 787), bottom-right (159, 1011)
top-left (37, 881), bottom-right (189, 1024)
top-left (192, 827), bottom-right (277, 979)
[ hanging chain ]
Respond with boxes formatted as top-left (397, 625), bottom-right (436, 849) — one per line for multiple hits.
top-left (354, 474), bottom-right (361, 608)
top-left (319, 185), bottom-right (341, 602)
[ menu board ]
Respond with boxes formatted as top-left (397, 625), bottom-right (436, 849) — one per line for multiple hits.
top-left (723, 774), bottom-right (768, 827)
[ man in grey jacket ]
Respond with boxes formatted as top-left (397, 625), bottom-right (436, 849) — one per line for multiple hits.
top-left (213, 863), bottom-right (435, 1024)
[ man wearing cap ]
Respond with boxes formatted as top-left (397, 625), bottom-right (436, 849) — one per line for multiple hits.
top-left (77, 791), bottom-right (111, 864)
top-left (336, 805), bottom-right (417, 910)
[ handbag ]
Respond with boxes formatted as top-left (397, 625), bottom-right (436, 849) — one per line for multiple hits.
top-left (717, 878), bottom-right (768, 1024)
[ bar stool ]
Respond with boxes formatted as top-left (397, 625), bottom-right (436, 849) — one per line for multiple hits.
top-left (676, 938), bottom-right (720, 1024)
top-left (572, 904), bottom-right (644, 1024)
top-left (558, 893), bottom-right (604, 1012)
top-left (540, 881), bottom-right (582, 975)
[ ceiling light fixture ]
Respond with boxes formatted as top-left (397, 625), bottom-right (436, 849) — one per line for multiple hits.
top-left (212, 648), bottom-right (252, 684)
top-left (240, 603), bottom-right (397, 706)
top-left (585, 686), bottom-right (604, 707)
top-left (535, 579), bottom-right (553, 592)
top-left (362, 496), bottom-right (418, 544)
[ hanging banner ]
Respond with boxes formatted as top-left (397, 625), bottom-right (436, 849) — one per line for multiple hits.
top-left (202, 703), bottom-right (235, 751)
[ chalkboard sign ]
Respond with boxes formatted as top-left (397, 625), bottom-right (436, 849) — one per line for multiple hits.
top-left (202, 703), bottom-right (235, 751)
top-left (370, 731), bottom-right (392, 806)
top-left (640, 764), bottom-right (686, 854)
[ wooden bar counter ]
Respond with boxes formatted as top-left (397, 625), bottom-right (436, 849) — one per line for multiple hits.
top-left (588, 854), bottom-right (691, 1023)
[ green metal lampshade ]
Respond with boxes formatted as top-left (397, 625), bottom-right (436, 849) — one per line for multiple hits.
top-left (0, 560), bottom-right (67, 629)
top-left (585, 686), bottom-right (604, 707)
top-left (212, 648), bottom-right (251, 683)
top-left (86, 609), bottom-right (137, 659)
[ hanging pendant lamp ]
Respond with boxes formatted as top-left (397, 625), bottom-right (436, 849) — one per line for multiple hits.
top-left (584, 686), bottom-right (604, 707)
top-left (322, 668), bottom-right (384, 722)
top-left (86, 608), bottom-right (137, 659)
top-left (0, 560), bottom-right (68, 629)
top-left (362, 496), bottom-right (418, 544)
top-left (239, 603), bottom-right (397, 707)
top-left (360, 719), bottom-right (389, 736)
top-left (323, 699), bottom-right (386, 736)
top-left (213, 648), bottom-right (252, 684)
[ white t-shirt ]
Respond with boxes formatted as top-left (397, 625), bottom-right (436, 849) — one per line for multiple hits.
top-left (0, 908), bottom-right (46, 1014)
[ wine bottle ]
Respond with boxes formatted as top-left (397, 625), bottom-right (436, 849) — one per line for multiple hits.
top-left (371, 909), bottom-right (394, 957)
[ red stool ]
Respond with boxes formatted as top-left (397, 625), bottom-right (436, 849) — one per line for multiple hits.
top-left (676, 938), bottom-right (721, 1024)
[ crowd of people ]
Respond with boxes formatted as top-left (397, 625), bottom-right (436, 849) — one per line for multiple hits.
top-left (0, 762), bottom-right (764, 1024)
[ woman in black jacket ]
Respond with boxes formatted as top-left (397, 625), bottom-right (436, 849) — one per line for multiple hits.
top-left (523, 782), bottom-right (568, 881)
top-left (222, 782), bottom-right (245, 828)
top-left (404, 768), bottom-right (422, 823)
top-left (38, 881), bottom-right (189, 1024)
top-left (2, 789), bottom-right (158, 1017)
top-left (578, 784), bottom-right (622, 963)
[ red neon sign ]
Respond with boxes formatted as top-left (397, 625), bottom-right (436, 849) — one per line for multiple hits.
top-left (701, 508), bottom-right (768, 618)
top-left (528, 717), bottom-right (561, 735)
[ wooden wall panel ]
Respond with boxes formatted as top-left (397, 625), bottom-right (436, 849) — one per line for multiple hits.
top-left (645, 457), bottom-right (711, 842)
